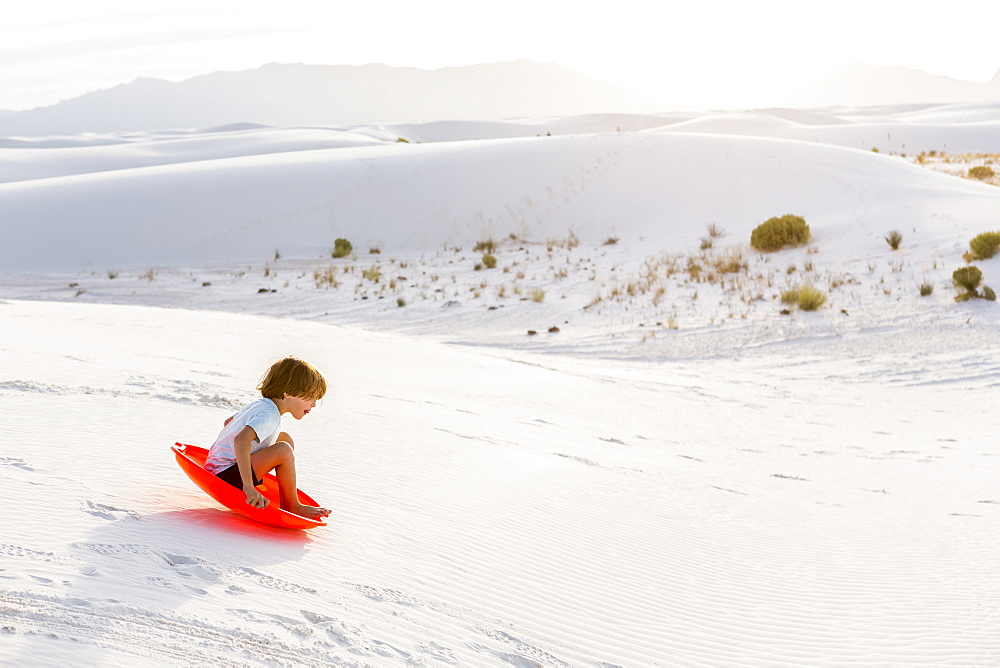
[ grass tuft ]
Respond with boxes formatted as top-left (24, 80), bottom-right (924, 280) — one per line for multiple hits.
top-left (474, 239), bottom-right (497, 254)
top-left (796, 286), bottom-right (827, 311)
top-left (782, 285), bottom-right (827, 311)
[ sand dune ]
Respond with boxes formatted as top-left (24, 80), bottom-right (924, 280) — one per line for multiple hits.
top-left (2, 104), bottom-right (1000, 665)
top-left (2, 296), bottom-right (998, 665)
top-left (3, 105), bottom-right (998, 272)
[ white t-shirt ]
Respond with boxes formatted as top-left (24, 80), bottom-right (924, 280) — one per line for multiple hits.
top-left (204, 398), bottom-right (282, 474)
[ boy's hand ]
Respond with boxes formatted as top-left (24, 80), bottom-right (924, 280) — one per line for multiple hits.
top-left (244, 486), bottom-right (269, 509)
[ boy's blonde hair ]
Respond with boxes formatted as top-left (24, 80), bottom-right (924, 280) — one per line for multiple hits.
top-left (258, 357), bottom-right (327, 401)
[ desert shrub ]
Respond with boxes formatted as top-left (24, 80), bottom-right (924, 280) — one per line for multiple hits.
top-left (482, 253), bottom-right (497, 269)
top-left (780, 289), bottom-right (799, 304)
top-left (333, 238), bottom-right (353, 258)
top-left (796, 286), bottom-right (827, 311)
top-left (952, 266), bottom-right (984, 301)
top-left (530, 288), bottom-right (546, 303)
top-left (474, 239), bottom-right (497, 253)
top-left (885, 230), bottom-right (903, 250)
top-left (750, 215), bottom-right (811, 252)
top-left (919, 282), bottom-right (934, 296)
top-left (362, 266), bottom-right (381, 283)
top-left (985, 286), bottom-right (997, 301)
top-left (603, 237), bottom-right (620, 246)
top-left (396, 297), bottom-right (406, 307)
top-left (969, 231), bottom-right (1000, 260)
top-left (953, 265), bottom-right (982, 291)
top-left (969, 165), bottom-right (996, 180)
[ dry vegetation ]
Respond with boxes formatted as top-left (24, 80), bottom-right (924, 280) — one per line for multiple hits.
top-left (241, 217), bottom-right (992, 334)
top-left (90, 211), bottom-right (991, 349)
top-left (909, 151), bottom-right (1000, 186)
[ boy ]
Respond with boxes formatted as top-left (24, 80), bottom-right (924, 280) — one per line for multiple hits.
top-left (205, 357), bottom-right (330, 520)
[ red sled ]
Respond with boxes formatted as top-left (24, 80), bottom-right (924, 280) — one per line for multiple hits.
top-left (172, 443), bottom-right (326, 529)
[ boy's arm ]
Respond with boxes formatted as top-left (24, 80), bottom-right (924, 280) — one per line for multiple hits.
top-left (233, 425), bottom-right (268, 508)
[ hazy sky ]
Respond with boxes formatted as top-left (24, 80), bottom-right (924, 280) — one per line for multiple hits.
top-left (4, 0), bottom-right (999, 111)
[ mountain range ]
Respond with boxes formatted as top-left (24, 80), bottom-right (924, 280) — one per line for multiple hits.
top-left (1, 60), bottom-right (999, 136)
top-left (0, 61), bottom-right (655, 136)
top-left (789, 61), bottom-right (1000, 108)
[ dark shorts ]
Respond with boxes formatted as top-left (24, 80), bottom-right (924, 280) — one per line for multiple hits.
top-left (215, 463), bottom-right (263, 490)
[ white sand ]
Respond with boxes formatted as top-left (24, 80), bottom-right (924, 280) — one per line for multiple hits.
top-left (2, 102), bottom-right (1000, 666)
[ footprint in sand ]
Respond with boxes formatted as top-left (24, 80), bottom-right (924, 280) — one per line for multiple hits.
top-left (0, 457), bottom-right (33, 471)
top-left (354, 583), bottom-right (423, 606)
top-left (80, 500), bottom-right (140, 521)
top-left (300, 610), bottom-right (363, 648)
top-left (300, 609), bottom-right (413, 659)
top-left (475, 627), bottom-right (569, 667)
top-left (230, 566), bottom-right (316, 595)
top-left (160, 553), bottom-right (221, 583)
top-left (418, 641), bottom-right (460, 664)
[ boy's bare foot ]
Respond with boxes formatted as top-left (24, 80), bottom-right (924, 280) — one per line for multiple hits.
top-left (285, 503), bottom-right (330, 519)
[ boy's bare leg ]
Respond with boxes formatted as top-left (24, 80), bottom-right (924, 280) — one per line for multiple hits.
top-left (250, 442), bottom-right (330, 519)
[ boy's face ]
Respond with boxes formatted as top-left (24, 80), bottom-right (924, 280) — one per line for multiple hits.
top-left (284, 394), bottom-right (319, 420)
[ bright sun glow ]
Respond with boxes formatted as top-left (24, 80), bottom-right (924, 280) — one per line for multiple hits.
top-left (3, 0), bottom-right (999, 111)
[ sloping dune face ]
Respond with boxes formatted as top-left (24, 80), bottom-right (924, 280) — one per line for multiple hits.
top-left (1, 298), bottom-right (999, 665)
top-left (2, 115), bottom-right (998, 272)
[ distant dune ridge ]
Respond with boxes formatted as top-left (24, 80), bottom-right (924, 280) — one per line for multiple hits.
top-left (1, 60), bottom-right (1000, 136)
